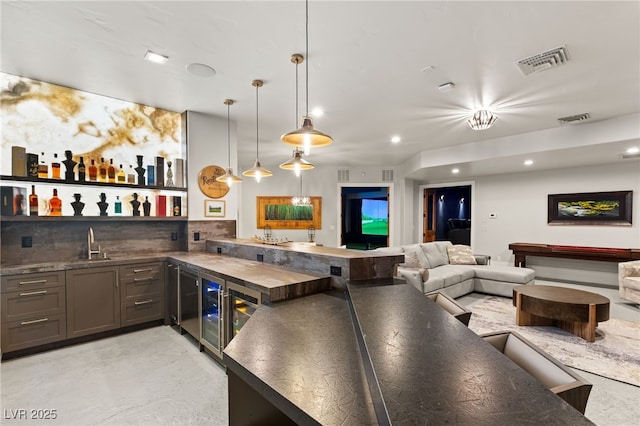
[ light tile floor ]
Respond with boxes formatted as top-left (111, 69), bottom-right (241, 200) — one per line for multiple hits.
top-left (1, 280), bottom-right (638, 426)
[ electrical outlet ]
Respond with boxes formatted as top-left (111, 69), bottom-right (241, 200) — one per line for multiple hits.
top-left (21, 236), bottom-right (32, 248)
top-left (171, 232), bottom-right (178, 241)
top-left (330, 266), bottom-right (342, 276)
top-left (194, 232), bottom-right (200, 241)
top-left (257, 254), bottom-right (264, 262)
top-left (217, 247), bottom-right (222, 254)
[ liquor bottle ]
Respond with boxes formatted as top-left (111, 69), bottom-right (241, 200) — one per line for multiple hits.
top-left (78, 157), bottom-right (86, 181)
top-left (147, 165), bottom-right (156, 186)
top-left (116, 164), bottom-right (126, 184)
top-left (51, 153), bottom-right (61, 179)
top-left (29, 185), bottom-right (39, 216)
top-left (114, 196), bottom-right (122, 215)
top-left (108, 159), bottom-right (116, 183)
top-left (98, 157), bottom-right (108, 182)
top-left (49, 189), bottom-right (62, 216)
top-left (38, 152), bottom-right (49, 178)
top-left (88, 159), bottom-right (98, 181)
top-left (127, 165), bottom-right (136, 184)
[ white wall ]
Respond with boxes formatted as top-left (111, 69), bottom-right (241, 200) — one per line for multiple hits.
top-left (186, 111), bottom-right (239, 222)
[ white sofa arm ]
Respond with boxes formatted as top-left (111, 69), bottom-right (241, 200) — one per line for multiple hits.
top-left (397, 266), bottom-right (428, 291)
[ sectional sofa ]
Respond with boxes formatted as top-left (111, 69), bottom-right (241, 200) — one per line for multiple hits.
top-left (375, 241), bottom-right (535, 298)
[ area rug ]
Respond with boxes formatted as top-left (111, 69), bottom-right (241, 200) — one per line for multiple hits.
top-left (467, 297), bottom-right (640, 387)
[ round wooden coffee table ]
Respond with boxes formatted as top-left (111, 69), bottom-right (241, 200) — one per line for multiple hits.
top-left (512, 285), bottom-right (610, 342)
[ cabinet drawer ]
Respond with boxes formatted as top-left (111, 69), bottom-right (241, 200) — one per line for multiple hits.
top-left (121, 296), bottom-right (164, 327)
top-left (119, 263), bottom-right (162, 280)
top-left (1, 313), bottom-right (66, 353)
top-left (1, 286), bottom-right (65, 322)
top-left (121, 277), bottom-right (163, 301)
top-left (1, 271), bottom-right (65, 293)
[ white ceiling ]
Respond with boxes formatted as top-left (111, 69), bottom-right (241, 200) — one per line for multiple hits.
top-left (2, 1), bottom-right (639, 181)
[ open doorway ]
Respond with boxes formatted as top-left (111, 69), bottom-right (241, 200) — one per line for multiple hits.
top-left (340, 186), bottom-right (390, 250)
top-left (423, 185), bottom-right (472, 244)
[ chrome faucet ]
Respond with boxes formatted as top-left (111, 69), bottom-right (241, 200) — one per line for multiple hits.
top-left (88, 227), bottom-right (101, 260)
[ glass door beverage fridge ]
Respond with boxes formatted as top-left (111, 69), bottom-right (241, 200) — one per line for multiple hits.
top-left (200, 273), bottom-right (225, 358)
top-left (226, 282), bottom-right (261, 343)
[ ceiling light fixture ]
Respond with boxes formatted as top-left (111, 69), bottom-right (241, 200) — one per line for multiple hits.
top-left (242, 80), bottom-right (272, 182)
top-left (144, 50), bottom-right (168, 64)
top-left (452, 168), bottom-right (460, 174)
top-left (292, 174), bottom-right (311, 206)
top-left (627, 147), bottom-right (639, 154)
top-left (391, 136), bottom-right (401, 144)
top-left (216, 99), bottom-right (242, 186)
top-left (524, 159), bottom-right (534, 166)
top-left (467, 110), bottom-right (497, 130)
top-left (281, 0), bottom-right (333, 154)
top-left (279, 149), bottom-right (314, 177)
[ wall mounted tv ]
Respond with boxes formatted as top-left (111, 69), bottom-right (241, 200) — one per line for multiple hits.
top-left (362, 198), bottom-right (389, 236)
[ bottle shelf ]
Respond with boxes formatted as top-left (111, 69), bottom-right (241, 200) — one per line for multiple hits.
top-left (0, 175), bottom-right (187, 192)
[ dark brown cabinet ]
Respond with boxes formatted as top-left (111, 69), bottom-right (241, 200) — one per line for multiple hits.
top-left (1, 271), bottom-right (66, 353)
top-left (119, 262), bottom-right (164, 327)
top-left (66, 266), bottom-right (120, 339)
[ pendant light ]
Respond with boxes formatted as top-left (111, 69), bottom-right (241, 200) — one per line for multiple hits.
top-left (281, 0), bottom-right (332, 154)
top-left (467, 109), bottom-right (497, 130)
top-left (291, 173), bottom-right (311, 207)
top-left (216, 99), bottom-right (242, 185)
top-left (242, 80), bottom-right (272, 182)
top-left (280, 148), bottom-right (314, 177)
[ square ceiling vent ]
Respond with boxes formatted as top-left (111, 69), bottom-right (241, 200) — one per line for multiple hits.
top-left (516, 45), bottom-right (570, 75)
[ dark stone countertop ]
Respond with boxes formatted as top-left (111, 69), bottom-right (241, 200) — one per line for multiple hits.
top-left (224, 281), bottom-right (595, 425)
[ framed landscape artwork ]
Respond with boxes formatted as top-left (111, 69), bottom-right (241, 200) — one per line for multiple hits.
top-left (204, 199), bottom-right (225, 217)
top-left (547, 191), bottom-right (632, 226)
top-left (256, 196), bottom-right (322, 229)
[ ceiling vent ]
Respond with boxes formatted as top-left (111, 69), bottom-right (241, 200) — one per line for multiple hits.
top-left (620, 152), bottom-right (640, 160)
top-left (337, 169), bottom-right (350, 182)
top-left (557, 113), bottom-right (591, 124)
top-left (516, 45), bottom-right (570, 75)
top-left (382, 169), bottom-right (394, 182)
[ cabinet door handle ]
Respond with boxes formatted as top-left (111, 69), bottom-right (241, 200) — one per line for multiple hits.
top-left (133, 277), bottom-right (152, 283)
top-left (134, 299), bottom-right (153, 306)
top-left (19, 279), bottom-right (47, 286)
top-left (133, 268), bottom-right (153, 273)
top-left (21, 317), bottom-right (48, 325)
top-left (19, 290), bottom-right (48, 297)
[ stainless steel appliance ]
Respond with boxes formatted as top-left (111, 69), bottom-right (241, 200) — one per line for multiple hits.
top-left (200, 273), bottom-right (225, 358)
top-left (166, 262), bottom-right (179, 326)
top-left (227, 282), bottom-right (261, 342)
top-left (179, 267), bottom-right (199, 340)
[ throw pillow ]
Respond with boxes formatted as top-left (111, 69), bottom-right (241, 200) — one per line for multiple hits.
top-left (401, 250), bottom-right (420, 268)
top-left (447, 245), bottom-right (477, 265)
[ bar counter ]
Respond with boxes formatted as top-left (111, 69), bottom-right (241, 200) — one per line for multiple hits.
top-left (223, 282), bottom-right (594, 425)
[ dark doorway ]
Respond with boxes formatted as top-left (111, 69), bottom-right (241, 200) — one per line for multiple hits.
top-left (341, 186), bottom-right (389, 250)
top-left (423, 185), bottom-right (471, 245)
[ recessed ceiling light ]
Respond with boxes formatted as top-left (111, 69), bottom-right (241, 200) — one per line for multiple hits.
top-left (311, 108), bottom-right (324, 117)
top-left (627, 147), bottom-right (639, 154)
top-left (451, 168), bottom-right (460, 174)
top-left (186, 63), bottom-right (216, 77)
top-left (391, 136), bottom-right (401, 144)
top-left (524, 159), bottom-right (534, 166)
top-left (144, 50), bottom-right (169, 64)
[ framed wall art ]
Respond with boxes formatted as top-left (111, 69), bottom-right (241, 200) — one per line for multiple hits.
top-left (256, 196), bottom-right (322, 229)
top-left (547, 190), bottom-right (632, 226)
top-left (204, 199), bottom-right (226, 217)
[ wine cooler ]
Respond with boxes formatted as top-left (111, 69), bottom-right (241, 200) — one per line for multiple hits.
top-left (200, 273), bottom-right (225, 358)
top-left (227, 282), bottom-right (261, 342)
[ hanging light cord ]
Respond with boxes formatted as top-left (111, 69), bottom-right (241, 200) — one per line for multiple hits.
top-left (305, 0), bottom-right (309, 116)
top-left (295, 57), bottom-right (300, 127)
top-left (255, 83), bottom-right (259, 158)
top-left (227, 102), bottom-right (231, 168)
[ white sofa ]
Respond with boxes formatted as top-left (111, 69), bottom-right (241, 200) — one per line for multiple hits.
top-left (619, 260), bottom-right (640, 303)
top-left (375, 241), bottom-right (535, 298)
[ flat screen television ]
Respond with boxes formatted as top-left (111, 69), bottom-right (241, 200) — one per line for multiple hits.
top-left (361, 198), bottom-right (388, 236)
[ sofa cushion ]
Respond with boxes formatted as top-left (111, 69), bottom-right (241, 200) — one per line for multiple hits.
top-left (447, 245), bottom-right (477, 265)
top-left (401, 250), bottom-right (420, 268)
top-left (420, 243), bottom-right (449, 268)
top-left (373, 246), bottom-right (404, 255)
top-left (471, 265), bottom-right (535, 284)
top-left (427, 265), bottom-right (474, 288)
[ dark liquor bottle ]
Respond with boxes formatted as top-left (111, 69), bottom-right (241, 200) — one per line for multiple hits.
top-left (29, 185), bottom-right (39, 216)
top-left (108, 159), bottom-right (116, 183)
top-left (78, 157), bottom-right (86, 181)
top-left (98, 157), bottom-right (108, 183)
top-left (49, 189), bottom-right (62, 216)
top-left (51, 153), bottom-right (61, 179)
top-left (88, 159), bottom-right (98, 181)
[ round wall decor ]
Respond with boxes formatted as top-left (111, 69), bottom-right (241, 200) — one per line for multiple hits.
top-left (197, 165), bottom-right (230, 199)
